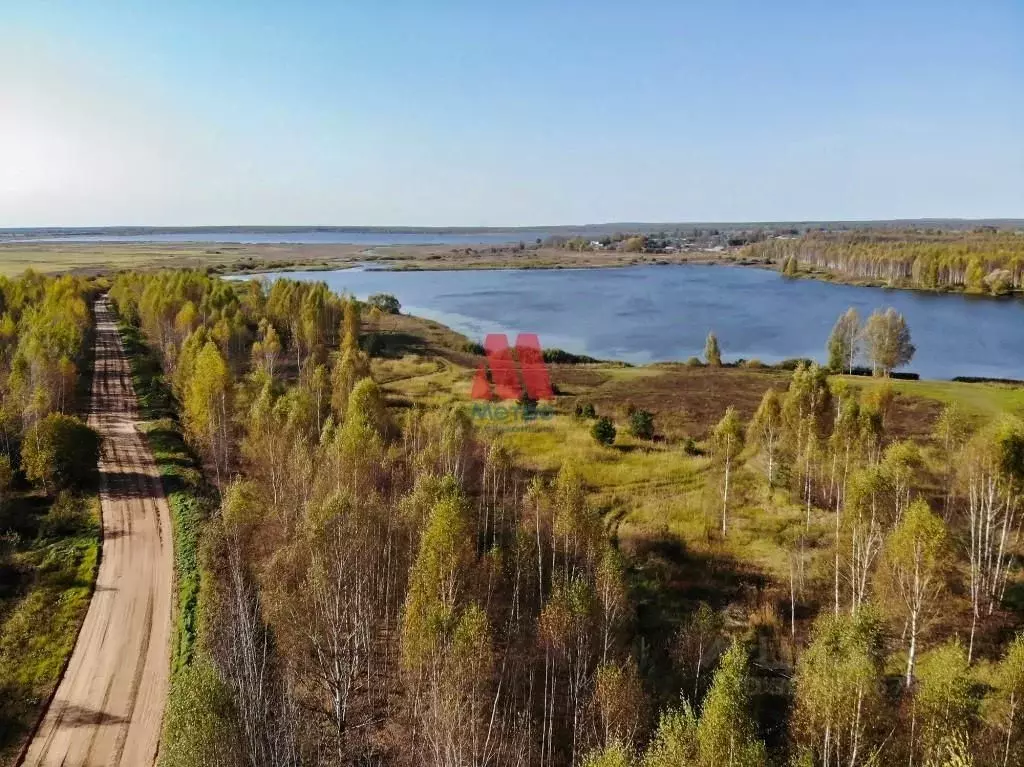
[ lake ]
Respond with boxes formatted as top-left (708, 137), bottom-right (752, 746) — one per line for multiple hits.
top-left (239, 265), bottom-right (1024, 381)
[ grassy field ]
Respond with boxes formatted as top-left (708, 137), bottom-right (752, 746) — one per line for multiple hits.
top-left (369, 311), bottom-right (1024, 683)
top-left (373, 315), bottom-right (1019, 555)
top-left (850, 374), bottom-right (1024, 421)
top-left (0, 493), bottom-right (100, 764)
top-left (0, 241), bottom-right (750, 278)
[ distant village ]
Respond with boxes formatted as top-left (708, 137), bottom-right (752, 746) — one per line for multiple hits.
top-left (542, 227), bottom-right (800, 254)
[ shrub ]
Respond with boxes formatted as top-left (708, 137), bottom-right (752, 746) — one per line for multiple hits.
top-left (704, 332), bottom-right (722, 367)
top-left (367, 293), bottom-right (401, 314)
top-left (682, 437), bottom-right (703, 456)
top-left (592, 417), bottom-right (616, 446)
top-left (21, 413), bottom-right (100, 493)
top-left (38, 492), bottom-right (91, 538)
top-left (775, 357), bottom-right (815, 371)
top-left (581, 403), bottom-right (597, 419)
top-left (985, 268), bottom-right (1013, 296)
top-left (685, 356), bottom-right (703, 367)
top-left (629, 409), bottom-right (655, 440)
top-left (160, 657), bottom-right (242, 767)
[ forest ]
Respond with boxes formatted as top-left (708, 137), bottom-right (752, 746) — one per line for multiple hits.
top-left (742, 230), bottom-right (1024, 295)
top-left (0, 271), bottom-right (101, 759)
top-left (91, 269), bottom-right (1024, 767)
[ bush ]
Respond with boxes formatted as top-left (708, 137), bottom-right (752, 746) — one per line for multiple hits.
top-left (21, 414), bottom-right (100, 493)
top-left (682, 437), bottom-right (703, 456)
top-left (160, 657), bottom-right (241, 767)
top-left (685, 356), bottom-right (703, 367)
top-left (775, 357), bottom-right (815, 371)
top-left (367, 293), bottom-right (401, 314)
top-left (629, 409), bottom-right (655, 440)
top-left (578, 402), bottom-right (597, 419)
top-left (592, 417), bottom-right (616, 446)
top-left (38, 492), bottom-right (91, 538)
top-left (543, 348), bottom-right (600, 364)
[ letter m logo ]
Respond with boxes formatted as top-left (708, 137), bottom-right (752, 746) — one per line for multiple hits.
top-left (470, 333), bottom-right (554, 401)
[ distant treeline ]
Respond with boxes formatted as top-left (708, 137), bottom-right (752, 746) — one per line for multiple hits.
top-left (744, 230), bottom-right (1024, 295)
top-left (5, 219), bottom-right (1023, 241)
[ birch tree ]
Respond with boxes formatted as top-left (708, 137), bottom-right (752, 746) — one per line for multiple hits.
top-left (843, 467), bottom-right (887, 614)
top-left (704, 332), bottom-right (722, 367)
top-left (748, 388), bottom-right (783, 485)
top-left (987, 632), bottom-right (1024, 767)
top-left (863, 308), bottom-right (915, 377)
top-left (695, 642), bottom-right (765, 767)
top-left (791, 610), bottom-right (886, 767)
top-left (184, 340), bottom-right (233, 486)
top-left (641, 703), bottom-right (698, 767)
top-left (959, 420), bottom-right (1024, 661)
top-left (712, 407), bottom-right (744, 535)
top-left (782, 362), bottom-right (831, 517)
top-left (827, 307), bottom-right (861, 373)
top-left (912, 640), bottom-right (975, 765)
top-left (933, 403), bottom-right (971, 515)
top-left (882, 499), bottom-right (950, 685)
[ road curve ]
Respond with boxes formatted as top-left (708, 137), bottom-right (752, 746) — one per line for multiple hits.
top-left (20, 298), bottom-right (173, 767)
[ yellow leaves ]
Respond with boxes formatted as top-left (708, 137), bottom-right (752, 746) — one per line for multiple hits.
top-left (792, 610), bottom-right (885, 764)
top-left (594, 659), bottom-right (644, 747)
top-left (712, 406), bottom-right (744, 463)
top-left (704, 332), bottom-right (721, 367)
top-left (451, 602), bottom-right (493, 679)
top-left (401, 479), bottom-right (473, 673)
top-left (346, 378), bottom-right (386, 434)
top-left (184, 342), bottom-right (229, 437)
top-left (221, 479), bottom-right (263, 530)
top-left (174, 301), bottom-right (199, 339)
top-left (583, 740), bottom-right (637, 767)
top-left (182, 341), bottom-right (233, 483)
top-left (0, 312), bottom-right (15, 346)
top-left (695, 642), bottom-right (766, 767)
top-left (885, 498), bottom-right (949, 573)
top-left (642, 703), bottom-right (698, 767)
top-left (539, 578), bottom-right (596, 653)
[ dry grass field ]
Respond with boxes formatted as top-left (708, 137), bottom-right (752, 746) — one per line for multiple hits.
top-left (0, 241), bottom-right (750, 278)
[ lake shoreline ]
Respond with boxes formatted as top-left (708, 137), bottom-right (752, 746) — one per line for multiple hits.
top-left (5, 237), bottom-right (1021, 303)
top-left (233, 263), bottom-right (1024, 382)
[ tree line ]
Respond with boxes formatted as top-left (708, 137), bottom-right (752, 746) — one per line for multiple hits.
top-left (0, 271), bottom-right (99, 499)
top-left (0, 270), bottom-right (101, 758)
top-left (107, 270), bottom-right (1024, 767)
top-left (744, 230), bottom-right (1024, 294)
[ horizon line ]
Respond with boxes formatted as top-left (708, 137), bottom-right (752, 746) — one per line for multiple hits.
top-left (3, 216), bottom-right (1024, 233)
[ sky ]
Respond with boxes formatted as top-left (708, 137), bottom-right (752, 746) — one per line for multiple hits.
top-left (1, 1), bottom-right (1022, 227)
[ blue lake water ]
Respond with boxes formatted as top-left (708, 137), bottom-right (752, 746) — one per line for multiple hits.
top-left (238, 265), bottom-right (1024, 381)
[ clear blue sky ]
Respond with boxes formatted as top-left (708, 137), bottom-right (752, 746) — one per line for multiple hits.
top-left (2, 1), bottom-right (1021, 227)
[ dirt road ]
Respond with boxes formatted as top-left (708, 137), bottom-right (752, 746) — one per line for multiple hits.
top-left (20, 299), bottom-right (173, 767)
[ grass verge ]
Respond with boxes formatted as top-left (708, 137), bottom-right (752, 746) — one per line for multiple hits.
top-left (117, 320), bottom-right (212, 673)
top-left (0, 493), bottom-right (100, 763)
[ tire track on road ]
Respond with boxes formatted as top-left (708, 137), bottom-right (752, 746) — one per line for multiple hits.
top-left (19, 298), bottom-right (174, 767)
